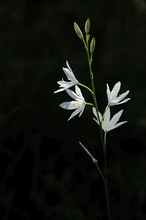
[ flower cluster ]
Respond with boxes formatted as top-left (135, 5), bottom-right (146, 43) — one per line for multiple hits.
top-left (92, 81), bottom-right (130, 132)
top-left (54, 61), bottom-right (130, 131)
top-left (54, 19), bottom-right (130, 132)
top-left (54, 61), bottom-right (86, 120)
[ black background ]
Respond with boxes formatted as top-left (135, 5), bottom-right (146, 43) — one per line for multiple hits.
top-left (0, 0), bottom-right (146, 219)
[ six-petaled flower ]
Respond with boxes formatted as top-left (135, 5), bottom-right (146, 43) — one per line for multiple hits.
top-left (92, 107), bottom-right (127, 132)
top-left (54, 61), bottom-right (78, 93)
top-left (106, 81), bottom-right (130, 106)
top-left (60, 85), bottom-right (86, 120)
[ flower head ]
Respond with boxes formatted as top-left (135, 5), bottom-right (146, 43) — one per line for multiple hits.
top-left (60, 85), bottom-right (86, 120)
top-left (106, 81), bottom-right (130, 106)
top-left (54, 61), bottom-right (78, 93)
top-left (92, 107), bottom-right (127, 132)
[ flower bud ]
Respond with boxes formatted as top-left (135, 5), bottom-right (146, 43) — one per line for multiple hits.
top-left (85, 18), bottom-right (90, 34)
top-left (90, 37), bottom-right (96, 54)
top-left (74, 22), bottom-right (84, 40)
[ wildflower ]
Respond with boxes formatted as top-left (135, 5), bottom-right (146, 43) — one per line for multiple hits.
top-left (106, 81), bottom-right (130, 106)
top-left (60, 85), bottom-right (86, 120)
top-left (92, 107), bottom-right (127, 132)
top-left (54, 61), bottom-right (78, 93)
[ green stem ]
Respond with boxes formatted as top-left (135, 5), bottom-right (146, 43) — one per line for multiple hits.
top-left (103, 132), bottom-right (111, 220)
top-left (78, 82), bottom-right (93, 94)
top-left (82, 36), bottom-right (111, 220)
top-left (79, 141), bottom-right (105, 183)
top-left (82, 38), bottom-right (104, 146)
top-left (94, 161), bottom-right (105, 183)
top-left (86, 102), bottom-right (94, 106)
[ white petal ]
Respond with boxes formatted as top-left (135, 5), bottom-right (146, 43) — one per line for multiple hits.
top-left (60, 101), bottom-right (80, 110)
top-left (116, 90), bottom-right (130, 102)
top-left (75, 85), bottom-right (84, 100)
top-left (57, 80), bottom-right (71, 88)
top-left (62, 67), bottom-right (72, 80)
top-left (92, 107), bottom-right (97, 117)
top-left (78, 105), bottom-right (85, 117)
top-left (92, 107), bottom-right (102, 123)
top-left (111, 81), bottom-right (121, 98)
top-left (109, 110), bottom-right (123, 129)
top-left (101, 122), bottom-right (106, 131)
top-left (104, 108), bottom-right (110, 123)
top-left (93, 118), bottom-right (99, 125)
top-left (109, 121), bottom-right (127, 131)
top-left (110, 98), bottom-right (130, 106)
top-left (66, 88), bottom-right (79, 100)
top-left (54, 88), bottom-right (65, 93)
top-left (102, 108), bottom-right (111, 131)
top-left (54, 80), bottom-right (76, 94)
top-left (117, 98), bottom-right (131, 105)
top-left (119, 98), bottom-right (130, 104)
top-left (68, 107), bottom-right (82, 120)
top-left (66, 60), bottom-right (72, 71)
top-left (106, 84), bottom-right (111, 102)
top-left (108, 100), bottom-right (119, 106)
top-left (63, 61), bottom-right (78, 82)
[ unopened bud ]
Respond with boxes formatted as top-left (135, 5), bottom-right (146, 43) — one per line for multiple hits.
top-left (74, 22), bottom-right (84, 40)
top-left (90, 37), bottom-right (96, 54)
top-left (85, 18), bottom-right (90, 34)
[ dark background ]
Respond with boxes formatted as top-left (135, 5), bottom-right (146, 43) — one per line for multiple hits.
top-left (0, 0), bottom-right (146, 219)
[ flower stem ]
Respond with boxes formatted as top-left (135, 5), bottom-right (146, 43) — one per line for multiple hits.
top-left (79, 141), bottom-right (105, 183)
top-left (78, 82), bottom-right (93, 95)
top-left (94, 161), bottom-right (105, 183)
top-left (82, 38), bottom-right (104, 146)
top-left (82, 36), bottom-right (111, 220)
top-left (103, 132), bottom-right (111, 220)
top-left (86, 102), bottom-right (94, 106)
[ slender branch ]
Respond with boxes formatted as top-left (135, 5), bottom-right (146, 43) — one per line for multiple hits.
top-left (78, 82), bottom-right (93, 94)
top-left (86, 102), bottom-right (94, 106)
top-left (94, 161), bottom-right (105, 183)
top-left (79, 141), bottom-right (105, 183)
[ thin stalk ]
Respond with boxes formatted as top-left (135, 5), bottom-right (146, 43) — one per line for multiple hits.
top-left (78, 82), bottom-right (93, 95)
top-left (94, 161), bottom-right (105, 183)
top-left (79, 141), bottom-right (105, 183)
top-left (83, 38), bottom-right (104, 146)
top-left (103, 132), bottom-right (111, 220)
top-left (82, 36), bottom-right (111, 220)
top-left (86, 102), bottom-right (94, 106)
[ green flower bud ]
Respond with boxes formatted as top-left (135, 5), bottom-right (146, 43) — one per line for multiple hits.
top-left (74, 22), bottom-right (84, 40)
top-left (85, 18), bottom-right (90, 34)
top-left (90, 37), bottom-right (96, 54)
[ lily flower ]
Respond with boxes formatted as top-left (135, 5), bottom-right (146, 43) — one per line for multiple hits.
top-left (60, 85), bottom-right (86, 120)
top-left (54, 61), bottom-right (78, 93)
top-left (92, 107), bottom-right (127, 132)
top-left (106, 81), bottom-right (130, 106)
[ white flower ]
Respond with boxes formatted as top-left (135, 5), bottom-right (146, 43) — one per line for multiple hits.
top-left (54, 61), bottom-right (78, 93)
top-left (92, 107), bottom-right (127, 132)
top-left (60, 85), bottom-right (86, 120)
top-left (106, 81), bottom-right (130, 106)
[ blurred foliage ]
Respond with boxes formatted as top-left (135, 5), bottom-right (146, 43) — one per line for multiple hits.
top-left (0, 0), bottom-right (146, 219)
